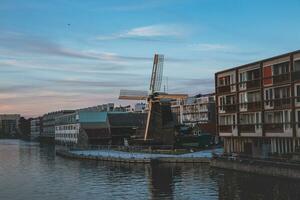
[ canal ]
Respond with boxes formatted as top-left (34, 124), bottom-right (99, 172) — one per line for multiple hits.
top-left (0, 140), bottom-right (300, 200)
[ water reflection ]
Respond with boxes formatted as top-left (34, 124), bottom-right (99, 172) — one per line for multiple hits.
top-left (0, 140), bottom-right (299, 200)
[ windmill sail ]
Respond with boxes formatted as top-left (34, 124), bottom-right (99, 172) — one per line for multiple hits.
top-left (119, 89), bottom-right (148, 100)
top-left (149, 54), bottom-right (164, 94)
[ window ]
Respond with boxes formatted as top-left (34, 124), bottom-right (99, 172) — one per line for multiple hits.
top-left (273, 62), bottom-right (289, 75)
top-left (298, 111), bottom-right (300, 128)
top-left (296, 85), bottom-right (300, 102)
top-left (248, 91), bottom-right (260, 102)
top-left (294, 60), bottom-right (300, 72)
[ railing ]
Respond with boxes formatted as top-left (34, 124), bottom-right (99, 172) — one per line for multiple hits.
top-left (246, 79), bottom-right (261, 90)
top-left (265, 98), bottom-right (291, 109)
top-left (219, 104), bottom-right (237, 113)
top-left (247, 101), bottom-right (262, 111)
top-left (217, 85), bottom-right (231, 94)
top-left (219, 125), bottom-right (233, 133)
top-left (292, 70), bottom-right (300, 81)
top-left (273, 73), bottom-right (290, 84)
top-left (264, 123), bottom-right (284, 133)
top-left (239, 124), bottom-right (256, 133)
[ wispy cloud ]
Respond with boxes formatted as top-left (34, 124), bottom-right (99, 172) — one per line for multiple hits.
top-left (96, 24), bottom-right (187, 41)
top-left (0, 31), bottom-right (153, 63)
top-left (189, 43), bottom-right (233, 52)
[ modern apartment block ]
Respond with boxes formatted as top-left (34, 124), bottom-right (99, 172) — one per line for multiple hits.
top-left (216, 50), bottom-right (300, 157)
top-left (171, 94), bottom-right (216, 126)
top-left (55, 111), bottom-right (147, 146)
top-left (30, 117), bottom-right (42, 141)
top-left (0, 114), bottom-right (20, 138)
top-left (41, 110), bottom-right (74, 140)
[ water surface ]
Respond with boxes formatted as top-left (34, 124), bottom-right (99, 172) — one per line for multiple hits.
top-left (0, 140), bottom-right (299, 200)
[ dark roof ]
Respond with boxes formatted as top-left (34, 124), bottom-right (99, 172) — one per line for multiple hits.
top-left (107, 113), bottom-right (147, 127)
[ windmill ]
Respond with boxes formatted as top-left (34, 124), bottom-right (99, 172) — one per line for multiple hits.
top-left (119, 54), bottom-right (188, 145)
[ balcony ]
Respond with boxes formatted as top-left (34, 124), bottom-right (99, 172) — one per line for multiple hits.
top-left (273, 73), bottom-right (290, 84)
top-left (265, 98), bottom-right (291, 109)
top-left (220, 104), bottom-right (237, 113)
top-left (218, 85), bottom-right (231, 94)
top-left (292, 70), bottom-right (300, 81)
top-left (264, 123), bottom-right (284, 133)
top-left (239, 124), bottom-right (256, 133)
top-left (219, 125), bottom-right (232, 133)
top-left (247, 102), bottom-right (262, 111)
top-left (246, 79), bottom-right (261, 90)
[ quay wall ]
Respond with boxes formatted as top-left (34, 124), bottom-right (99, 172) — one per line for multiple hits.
top-left (56, 150), bottom-right (210, 164)
top-left (210, 158), bottom-right (300, 179)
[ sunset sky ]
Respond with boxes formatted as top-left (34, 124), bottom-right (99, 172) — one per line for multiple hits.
top-left (1, 0), bottom-right (300, 117)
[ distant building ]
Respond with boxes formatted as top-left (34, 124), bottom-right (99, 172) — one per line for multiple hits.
top-left (114, 105), bottom-right (132, 112)
top-left (171, 94), bottom-right (216, 135)
top-left (55, 111), bottom-right (147, 146)
top-left (134, 103), bottom-right (146, 113)
top-left (30, 117), bottom-right (42, 141)
top-left (77, 103), bottom-right (114, 112)
top-left (0, 114), bottom-right (20, 138)
top-left (41, 110), bottom-right (74, 141)
top-left (18, 117), bottom-right (32, 139)
top-left (215, 50), bottom-right (300, 157)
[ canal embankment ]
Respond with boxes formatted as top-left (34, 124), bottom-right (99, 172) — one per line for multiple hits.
top-left (56, 148), bottom-right (223, 164)
top-left (210, 156), bottom-right (300, 179)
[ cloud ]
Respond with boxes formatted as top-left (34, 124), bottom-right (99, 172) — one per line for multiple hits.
top-left (0, 31), bottom-right (154, 63)
top-left (189, 43), bottom-right (233, 51)
top-left (96, 24), bottom-right (187, 41)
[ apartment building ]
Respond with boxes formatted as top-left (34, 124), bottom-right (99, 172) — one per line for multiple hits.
top-left (216, 50), bottom-right (300, 157)
top-left (171, 94), bottom-right (215, 126)
top-left (30, 117), bottom-right (42, 141)
top-left (0, 114), bottom-right (20, 138)
top-left (55, 111), bottom-right (147, 145)
top-left (42, 110), bottom-right (74, 140)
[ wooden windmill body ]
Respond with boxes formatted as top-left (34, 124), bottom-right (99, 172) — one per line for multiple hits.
top-left (119, 54), bottom-right (187, 145)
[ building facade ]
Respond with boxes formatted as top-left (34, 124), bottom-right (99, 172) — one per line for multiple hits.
top-left (55, 111), bottom-right (147, 145)
top-left (30, 117), bottom-right (42, 141)
top-left (216, 50), bottom-right (300, 157)
top-left (42, 110), bottom-right (74, 140)
top-left (0, 114), bottom-right (20, 138)
top-left (171, 93), bottom-right (216, 135)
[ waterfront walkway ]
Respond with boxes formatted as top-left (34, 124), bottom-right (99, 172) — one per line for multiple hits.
top-left (57, 148), bottom-right (223, 163)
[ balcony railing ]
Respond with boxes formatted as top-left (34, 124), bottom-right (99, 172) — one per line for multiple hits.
top-left (239, 124), bottom-right (256, 133)
top-left (219, 125), bottom-right (233, 133)
top-left (246, 79), bottom-right (261, 90)
top-left (264, 123), bottom-right (284, 133)
top-left (273, 73), bottom-right (290, 84)
top-left (292, 70), bottom-right (300, 81)
top-left (247, 101), bottom-right (262, 111)
top-left (265, 98), bottom-right (291, 109)
top-left (220, 104), bottom-right (237, 113)
top-left (218, 85), bottom-right (231, 94)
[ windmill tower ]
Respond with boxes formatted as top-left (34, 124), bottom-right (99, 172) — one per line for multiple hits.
top-left (119, 54), bottom-right (187, 145)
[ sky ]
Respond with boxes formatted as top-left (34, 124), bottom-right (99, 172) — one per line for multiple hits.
top-left (0, 0), bottom-right (300, 117)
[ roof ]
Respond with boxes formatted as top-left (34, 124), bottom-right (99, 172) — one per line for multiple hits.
top-left (215, 49), bottom-right (300, 75)
top-left (107, 112), bottom-right (147, 127)
top-left (78, 111), bottom-right (107, 123)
